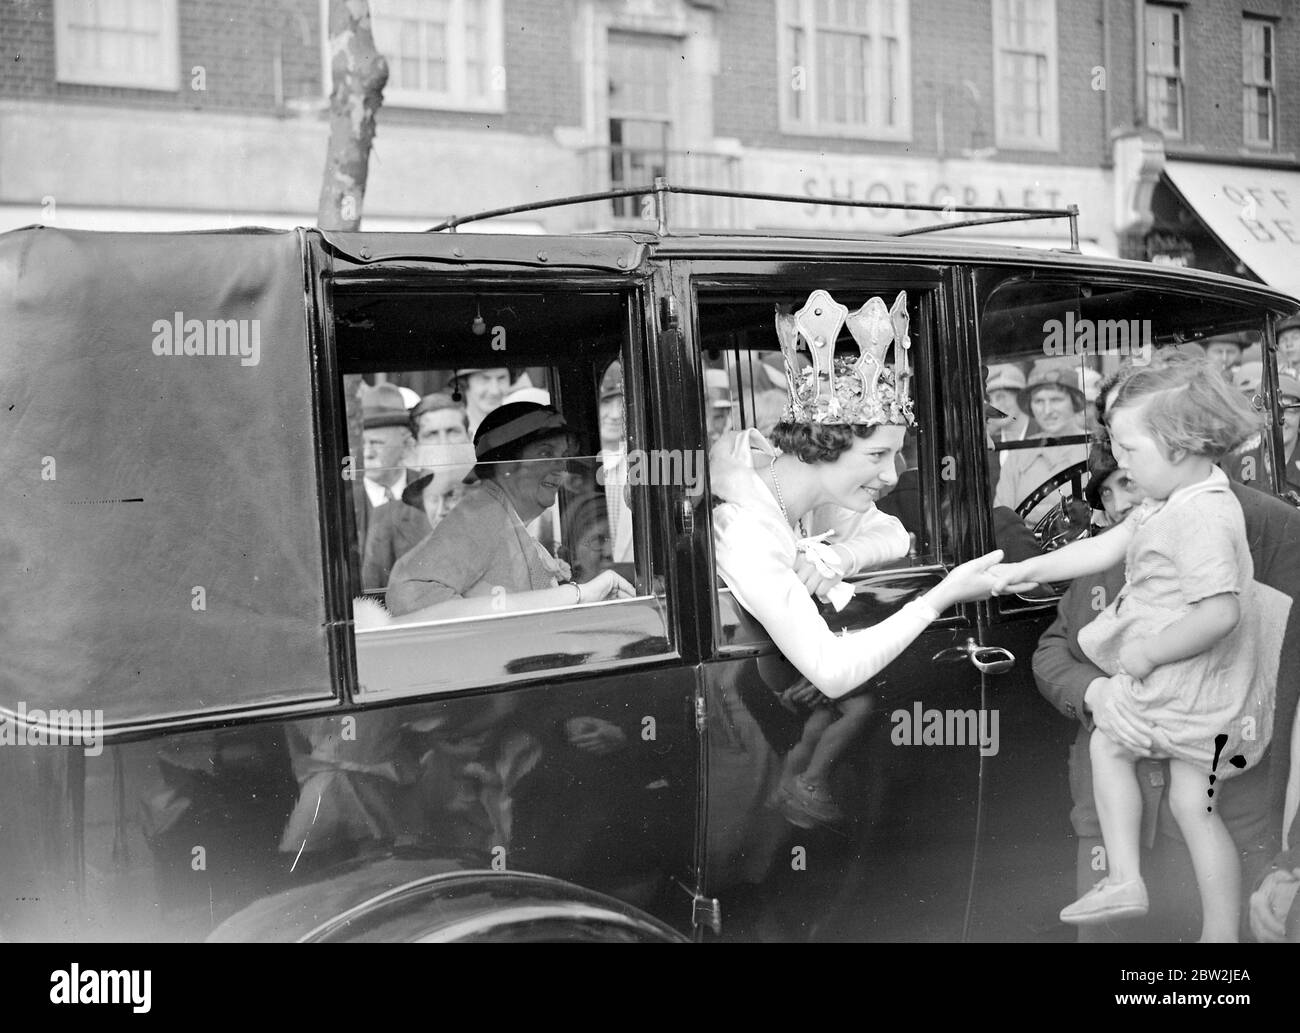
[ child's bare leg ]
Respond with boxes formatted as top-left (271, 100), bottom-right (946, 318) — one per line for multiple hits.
top-left (802, 694), bottom-right (873, 786)
top-left (782, 706), bottom-right (836, 780)
top-left (1090, 728), bottom-right (1144, 884)
top-left (1168, 758), bottom-right (1240, 943)
top-left (1061, 729), bottom-right (1150, 923)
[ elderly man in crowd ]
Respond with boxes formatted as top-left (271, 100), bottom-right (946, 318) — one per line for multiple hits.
top-left (358, 383), bottom-right (414, 540)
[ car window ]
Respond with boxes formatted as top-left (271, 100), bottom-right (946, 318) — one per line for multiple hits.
top-left (332, 288), bottom-right (673, 698)
top-left (697, 284), bottom-right (953, 650)
top-left (977, 274), bottom-right (1282, 612)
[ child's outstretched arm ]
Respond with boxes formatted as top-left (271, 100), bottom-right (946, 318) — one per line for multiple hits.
top-left (990, 519), bottom-right (1134, 594)
top-left (1118, 593), bottom-right (1240, 680)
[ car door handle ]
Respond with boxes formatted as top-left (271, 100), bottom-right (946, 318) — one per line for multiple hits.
top-left (931, 637), bottom-right (1015, 675)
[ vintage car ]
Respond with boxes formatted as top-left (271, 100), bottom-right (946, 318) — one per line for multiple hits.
top-left (1, 184), bottom-right (1296, 942)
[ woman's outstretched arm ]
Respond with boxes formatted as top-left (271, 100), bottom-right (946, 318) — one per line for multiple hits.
top-left (716, 503), bottom-right (997, 698)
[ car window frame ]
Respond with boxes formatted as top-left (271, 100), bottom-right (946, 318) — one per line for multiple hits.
top-left (316, 265), bottom-right (686, 703)
top-left (968, 264), bottom-right (1296, 619)
top-left (674, 260), bottom-right (972, 660)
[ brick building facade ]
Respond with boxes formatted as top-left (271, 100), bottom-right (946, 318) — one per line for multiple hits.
top-left (0, 1), bottom-right (1297, 285)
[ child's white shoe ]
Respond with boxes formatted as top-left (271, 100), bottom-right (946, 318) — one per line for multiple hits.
top-left (1060, 877), bottom-right (1149, 925)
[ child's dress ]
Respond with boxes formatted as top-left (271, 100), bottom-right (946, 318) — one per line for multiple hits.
top-left (1077, 467), bottom-right (1286, 772)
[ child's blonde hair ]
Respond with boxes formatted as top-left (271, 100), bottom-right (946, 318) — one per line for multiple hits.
top-left (1109, 354), bottom-right (1259, 461)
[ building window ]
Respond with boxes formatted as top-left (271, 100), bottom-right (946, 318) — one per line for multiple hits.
top-left (54, 0), bottom-right (179, 91)
top-left (992, 0), bottom-right (1058, 150)
top-left (1144, 3), bottom-right (1184, 138)
top-left (1242, 17), bottom-right (1276, 149)
top-left (369, 0), bottom-right (505, 112)
top-left (779, 0), bottom-right (912, 141)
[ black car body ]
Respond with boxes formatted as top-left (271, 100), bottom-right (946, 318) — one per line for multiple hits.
top-left (2, 206), bottom-right (1296, 942)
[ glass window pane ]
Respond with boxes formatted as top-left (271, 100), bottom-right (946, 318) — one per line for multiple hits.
top-left (335, 289), bottom-right (668, 698)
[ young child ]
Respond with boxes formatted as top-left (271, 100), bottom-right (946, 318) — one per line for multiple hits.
top-left (991, 357), bottom-right (1285, 942)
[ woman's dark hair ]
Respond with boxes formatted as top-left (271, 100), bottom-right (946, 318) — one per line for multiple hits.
top-left (769, 421), bottom-right (891, 464)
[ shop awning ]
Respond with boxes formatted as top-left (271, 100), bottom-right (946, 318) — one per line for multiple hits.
top-left (1162, 161), bottom-right (1300, 299)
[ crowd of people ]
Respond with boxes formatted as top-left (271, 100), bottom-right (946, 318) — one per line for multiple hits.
top-left (352, 364), bottom-right (636, 623)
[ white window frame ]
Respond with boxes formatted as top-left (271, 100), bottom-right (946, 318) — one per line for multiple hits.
top-left (1242, 16), bottom-right (1276, 150)
top-left (54, 0), bottom-right (180, 91)
top-left (778, 0), bottom-right (912, 142)
top-left (992, 0), bottom-right (1059, 151)
top-left (364, 0), bottom-right (506, 113)
top-left (1144, 2), bottom-right (1185, 139)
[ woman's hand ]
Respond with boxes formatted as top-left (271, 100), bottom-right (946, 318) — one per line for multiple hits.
top-left (988, 561), bottom-right (1040, 596)
top-left (930, 549), bottom-right (1005, 609)
top-left (794, 551), bottom-right (845, 601)
top-left (579, 569), bottom-right (636, 602)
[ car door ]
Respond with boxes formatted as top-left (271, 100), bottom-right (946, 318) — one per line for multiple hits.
top-left (664, 255), bottom-right (993, 941)
top-left (961, 265), bottom-right (1298, 941)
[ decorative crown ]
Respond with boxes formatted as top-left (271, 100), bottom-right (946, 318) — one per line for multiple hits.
top-left (775, 289), bottom-right (915, 426)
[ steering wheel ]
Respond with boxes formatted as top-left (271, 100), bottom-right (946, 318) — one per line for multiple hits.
top-left (1015, 459), bottom-right (1091, 551)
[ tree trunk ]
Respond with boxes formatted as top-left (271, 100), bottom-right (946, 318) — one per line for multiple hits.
top-left (318, 1), bottom-right (388, 577)
top-left (317, 0), bottom-right (388, 232)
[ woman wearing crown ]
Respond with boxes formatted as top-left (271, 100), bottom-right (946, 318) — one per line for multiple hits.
top-left (709, 290), bottom-right (1004, 823)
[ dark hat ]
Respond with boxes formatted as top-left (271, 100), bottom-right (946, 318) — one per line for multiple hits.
top-left (470, 401), bottom-right (570, 481)
top-left (360, 382), bottom-right (413, 430)
top-left (1019, 367), bottom-right (1085, 411)
top-left (1084, 440), bottom-right (1121, 512)
top-left (600, 360), bottom-right (623, 401)
top-left (401, 472), bottom-right (436, 508)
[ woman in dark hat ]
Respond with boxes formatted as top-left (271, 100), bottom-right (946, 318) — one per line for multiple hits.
top-left (386, 402), bottom-right (634, 620)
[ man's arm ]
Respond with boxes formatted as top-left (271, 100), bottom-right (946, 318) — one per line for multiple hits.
top-left (1031, 577), bottom-right (1110, 728)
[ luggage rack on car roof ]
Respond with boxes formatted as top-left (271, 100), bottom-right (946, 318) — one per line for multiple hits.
top-left (428, 175), bottom-right (1081, 252)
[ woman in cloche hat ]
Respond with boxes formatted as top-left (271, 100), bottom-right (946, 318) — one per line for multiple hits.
top-left (384, 401), bottom-right (634, 622)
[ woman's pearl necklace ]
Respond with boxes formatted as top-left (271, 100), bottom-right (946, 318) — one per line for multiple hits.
top-left (769, 455), bottom-right (803, 535)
